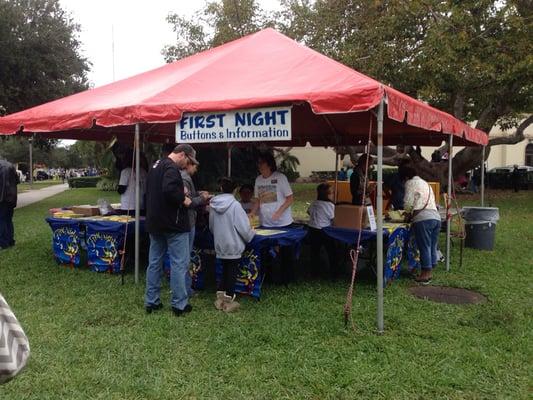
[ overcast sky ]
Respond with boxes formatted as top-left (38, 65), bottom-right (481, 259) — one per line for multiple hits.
top-left (60, 0), bottom-right (282, 88)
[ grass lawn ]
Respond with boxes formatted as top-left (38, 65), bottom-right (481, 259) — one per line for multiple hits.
top-left (17, 180), bottom-right (64, 193)
top-left (0, 187), bottom-right (531, 399)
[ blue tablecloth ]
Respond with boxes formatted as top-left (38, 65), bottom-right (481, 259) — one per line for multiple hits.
top-left (46, 217), bottom-right (143, 273)
top-left (171, 226), bottom-right (308, 298)
top-left (322, 226), bottom-right (383, 244)
top-left (323, 224), bottom-right (419, 286)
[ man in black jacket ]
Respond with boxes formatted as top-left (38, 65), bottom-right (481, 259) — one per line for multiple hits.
top-left (144, 144), bottom-right (197, 316)
top-left (0, 159), bottom-right (18, 249)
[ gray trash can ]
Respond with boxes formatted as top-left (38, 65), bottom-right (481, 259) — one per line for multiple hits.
top-left (462, 207), bottom-right (499, 250)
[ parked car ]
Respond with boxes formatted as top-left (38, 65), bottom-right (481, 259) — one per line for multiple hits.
top-left (487, 165), bottom-right (533, 190)
top-left (35, 170), bottom-right (50, 181)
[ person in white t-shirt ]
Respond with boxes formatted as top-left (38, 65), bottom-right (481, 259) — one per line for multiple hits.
top-left (251, 153), bottom-right (294, 227)
top-left (117, 154), bottom-right (148, 214)
top-left (251, 152), bottom-right (295, 282)
top-left (307, 183), bottom-right (339, 278)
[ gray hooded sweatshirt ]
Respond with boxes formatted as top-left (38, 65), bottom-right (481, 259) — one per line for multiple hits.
top-left (209, 193), bottom-right (255, 259)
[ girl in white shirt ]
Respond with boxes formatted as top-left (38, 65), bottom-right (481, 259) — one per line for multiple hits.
top-left (117, 153), bottom-right (148, 214)
top-left (307, 183), bottom-right (339, 279)
top-left (251, 152), bottom-right (295, 283)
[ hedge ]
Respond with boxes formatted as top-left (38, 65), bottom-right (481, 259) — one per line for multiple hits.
top-left (96, 177), bottom-right (118, 191)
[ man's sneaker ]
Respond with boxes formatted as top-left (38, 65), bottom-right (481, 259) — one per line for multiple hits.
top-left (172, 304), bottom-right (193, 317)
top-left (145, 303), bottom-right (163, 314)
top-left (214, 291), bottom-right (225, 310)
top-left (222, 294), bottom-right (240, 313)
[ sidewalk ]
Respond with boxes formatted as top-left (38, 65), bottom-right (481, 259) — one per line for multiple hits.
top-left (16, 183), bottom-right (70, 208)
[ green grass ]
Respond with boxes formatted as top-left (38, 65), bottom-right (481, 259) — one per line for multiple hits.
top-left (17, 180), bottom-right (64, 193)
top-left (0, 188), bottom-right (531, 399)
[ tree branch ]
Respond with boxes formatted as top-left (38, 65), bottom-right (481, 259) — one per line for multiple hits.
top-left (488, 115), bottom-right (533, 146)
top-left (453, 92), bottom-right (465, 120)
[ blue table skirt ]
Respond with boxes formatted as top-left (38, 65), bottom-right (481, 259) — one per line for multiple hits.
top-left (165, 226), bottom-right (308, 299)
top-left (46, 217), bottom-right (143, 273)
top-left (322, 226), bottom-right (383, 244)
top-left (323, 224), bottom-right (420, 286)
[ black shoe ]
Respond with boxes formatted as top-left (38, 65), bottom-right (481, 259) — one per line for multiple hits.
top-left (145, 303), bottom-right (163, 314)
top-left (172, 304), bottom-right (193, 317)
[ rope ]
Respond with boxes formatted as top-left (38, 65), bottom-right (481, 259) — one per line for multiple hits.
top-left (343, 116), bottom-right (373, 329)
top-left (446, 182), bottom-right (465, 240)
top-left (119, 142), bottom-right (138, 284)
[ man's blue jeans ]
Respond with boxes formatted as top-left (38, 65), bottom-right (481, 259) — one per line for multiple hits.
top-left (412, 219), bottom-right (441, 270)
top-left (185, 226), bottom-right (195, 297)
top-left (145, 231), bottom-right (190, 310)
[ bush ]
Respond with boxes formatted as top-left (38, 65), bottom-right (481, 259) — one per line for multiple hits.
top-left (283, 169), bottom-right (300, 183)
top-left (68, 176), bottom-right (101, 188)
top-left (96, 177), bottom-right (118, 191)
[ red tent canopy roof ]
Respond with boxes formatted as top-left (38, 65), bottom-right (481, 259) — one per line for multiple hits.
top-left (0, 28), bottom-right (487, 146)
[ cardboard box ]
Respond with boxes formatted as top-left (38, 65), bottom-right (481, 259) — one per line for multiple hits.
top-left (333, 204), bottom-right (370, 230)
top-left (71, 205), bottom-right (100, 216)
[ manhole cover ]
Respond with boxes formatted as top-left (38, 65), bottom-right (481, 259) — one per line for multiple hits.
top-left (408, 286), bottom-right (487, 305)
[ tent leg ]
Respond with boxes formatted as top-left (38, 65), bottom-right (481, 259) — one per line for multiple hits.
top-left (134, 124), bottom-right (140, 284)
top-left (481, 145), bottom-right (485, 207)
top-left (376, 99), bottom-right (384, 334)
top-left (334, 150), bottom-right (339, 203)
top-left (445, 134), bottom-right (454, 273)
top-left (29, 136), bottom-right (33, 189)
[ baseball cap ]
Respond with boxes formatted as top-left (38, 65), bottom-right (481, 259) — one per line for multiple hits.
top-left (173, 144), bottom-right (199, 165)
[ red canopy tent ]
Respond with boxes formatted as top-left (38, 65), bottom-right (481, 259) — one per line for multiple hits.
top-left (0, 28), bottom-right (487, 332)
top-left (0, 28), bottom-right (486, 146)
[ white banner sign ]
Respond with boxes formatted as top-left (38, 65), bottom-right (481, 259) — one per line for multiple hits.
top-left (367, 206), bottom-right (377, 231)
top-left (176, 106), bottom-right (292, 143)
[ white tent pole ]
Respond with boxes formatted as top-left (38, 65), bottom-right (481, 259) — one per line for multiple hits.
top-left (134, 124), bottom-right (140, 284)
top-left (376, 98), bottom-right (384, 334)
top-left (29, 135), bottom-right (33, 189)
top-left (445, 134), bottom-right (454, 273)
top-left (334, 150), bottom-right (339, 203)
top-left (481, 145), bottom-right (485, 207)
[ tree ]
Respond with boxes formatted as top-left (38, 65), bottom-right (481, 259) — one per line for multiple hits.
top-left (0, 0), bottom-right (90, 164)
top-left (279, 0), bottom-right (532, 182)
top-left (163, 0), bottom-right (273, 62)
top-left (0, 0), bottom-right (89, 113)
top-left (162, 0), bottom-right (532, 185)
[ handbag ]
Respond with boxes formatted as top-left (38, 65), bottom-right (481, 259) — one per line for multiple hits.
top-left (0, 293), bottom-right (30, 384)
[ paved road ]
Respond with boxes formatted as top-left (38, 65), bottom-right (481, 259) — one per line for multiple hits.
top-left (16, 183), bottom-right (69, 208)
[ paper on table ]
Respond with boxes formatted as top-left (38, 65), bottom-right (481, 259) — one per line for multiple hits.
top-left (254, 229), bottom-right (287, 236)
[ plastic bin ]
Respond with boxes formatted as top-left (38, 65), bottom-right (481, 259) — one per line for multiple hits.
top-left (462, 207), bottom-right (499, 250)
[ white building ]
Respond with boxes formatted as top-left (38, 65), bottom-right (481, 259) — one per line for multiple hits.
top-left (292, 123), bottom-right (533, 177)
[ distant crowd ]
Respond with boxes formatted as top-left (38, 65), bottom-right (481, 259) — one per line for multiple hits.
top-left (15, 167), bottom-right (102, 183)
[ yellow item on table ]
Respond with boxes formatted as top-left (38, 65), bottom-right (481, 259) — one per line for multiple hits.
top-left (53, 212), bottom-right (85, 219)
top-left (103, 216), bottom-right (135, 223)
top-left (387, 210), bottom-right (406, 223)
top-left (254, 229), bottom-right (286, 236)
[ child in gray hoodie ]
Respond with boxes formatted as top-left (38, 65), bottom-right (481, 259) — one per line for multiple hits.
top-left (209, 178), bottom-right (255, 312)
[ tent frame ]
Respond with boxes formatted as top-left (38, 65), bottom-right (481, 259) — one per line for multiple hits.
top-left (125, 100), bottom-right (461, 331)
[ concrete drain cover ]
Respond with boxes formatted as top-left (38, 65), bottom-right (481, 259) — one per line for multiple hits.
top-left (408, 286), bottom-right (487, 305)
